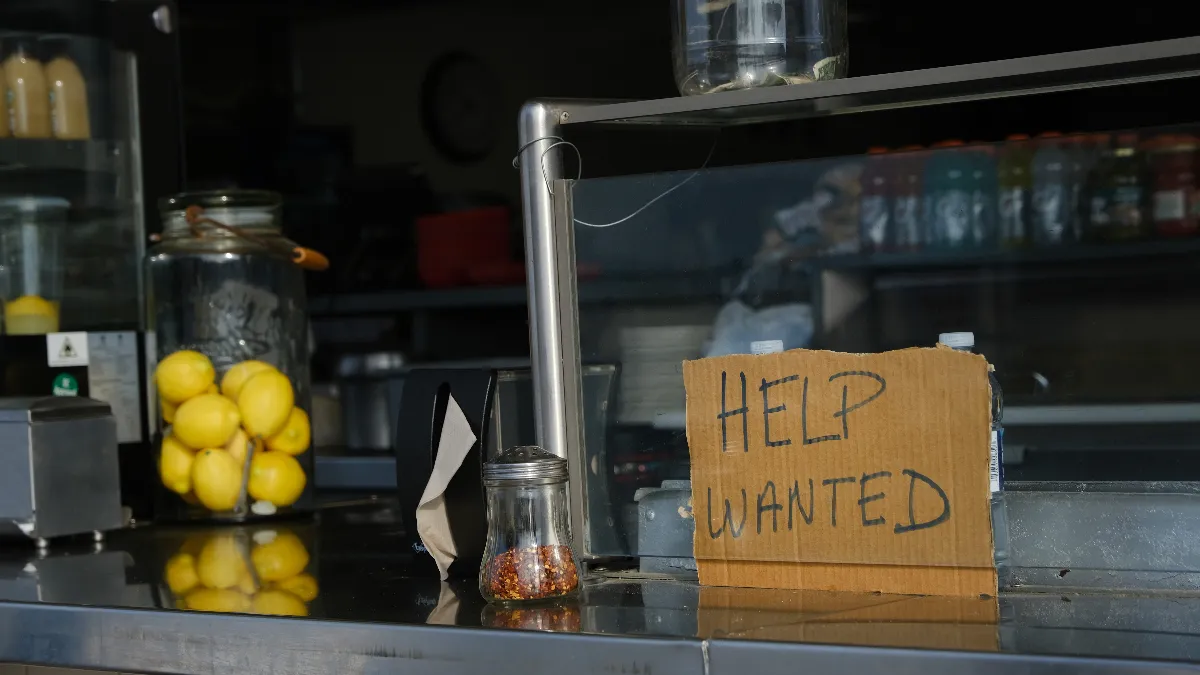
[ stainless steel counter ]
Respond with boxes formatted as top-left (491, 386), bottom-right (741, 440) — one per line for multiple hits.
top-left (0, 499), bottom-right (1198, 675)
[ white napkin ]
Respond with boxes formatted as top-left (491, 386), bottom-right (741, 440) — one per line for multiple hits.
top-left (417, 394), bottom-right (478, 580)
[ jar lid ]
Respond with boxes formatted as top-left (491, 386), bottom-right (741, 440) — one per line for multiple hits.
top-left (483, 446), bottom-right (568, 486)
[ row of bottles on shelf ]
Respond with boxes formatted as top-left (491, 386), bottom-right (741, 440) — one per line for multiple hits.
top-left (0, 42), bottom-right (90, 140)
top-left (858, 131), bottom-right (1198, 253)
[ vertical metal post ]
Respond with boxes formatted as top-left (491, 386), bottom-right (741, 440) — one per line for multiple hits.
top-left (518, 101), bottom-right (569, 459)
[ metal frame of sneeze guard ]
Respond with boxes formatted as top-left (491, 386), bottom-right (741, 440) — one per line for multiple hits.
top-left (518, 100), bottom-right (590, 554)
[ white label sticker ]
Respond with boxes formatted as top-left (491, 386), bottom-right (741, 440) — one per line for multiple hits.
top-left (46, 332), bottom-right (90, 367)
top-left (751, 340), bottom-right (784, 355)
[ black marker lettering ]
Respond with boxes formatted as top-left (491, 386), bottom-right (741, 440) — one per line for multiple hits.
top-left (828, 371), bottom-right (887, 440)
top-left (788, 479), bottom-right (815, 529)
top-left (894, 469), bottom-right (951, 534)
top-left (822, 476), bottom-right (856, 526)
top-left (707, 487), bottom-right (748, 539)
top-left (757, 481), bottom-right (782, 533)
top-left (802, 377), bottom-right (842, 445)
top-left (761, 375), bottom-right (798, 448)
top-left (858, 470), bottom-right (892, 527)
top-left (716, 371), bottom-right (750, 453)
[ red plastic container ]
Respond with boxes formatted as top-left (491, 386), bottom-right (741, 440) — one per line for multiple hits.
top-left (417, 207), bottom-right (511, 287)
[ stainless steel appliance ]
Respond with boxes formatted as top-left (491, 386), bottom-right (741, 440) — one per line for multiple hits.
top-left (0, 397), bottom-right (123, 545)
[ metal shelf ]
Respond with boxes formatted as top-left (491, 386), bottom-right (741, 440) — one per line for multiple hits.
top-left (560, 37), bottom-right (1200, 127)
top-left (0, 138), bottom-right (122, 173)
top-left (817, 237), bottom-right (1200, 271)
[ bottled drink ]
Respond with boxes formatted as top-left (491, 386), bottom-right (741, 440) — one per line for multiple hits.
top-left (939, 331), bottom-right (1007, 564)
top-left (968, 145), bottom-right (997, 248)
top-left (1087, 133), bottom-right (1147, 241)
top-left (859, 147), bottom-right (892, 253)
top-left (1146, 134), bottom-right (1199, 237)
top-left (997, 134), bottom-right (1034, 248)
top-left (924, 140), bottom-right (973, 249)
top-left (1032, 132), bottom-right (1073, 245)
top-left (891, 146), bottom-right (925, 251)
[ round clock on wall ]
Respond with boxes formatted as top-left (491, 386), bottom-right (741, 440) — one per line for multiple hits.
top-left (420, 51), bottom-right (502, 163)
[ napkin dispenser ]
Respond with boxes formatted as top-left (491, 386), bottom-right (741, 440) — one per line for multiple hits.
top-left (394, 368), bottom-right (493, 578)
top-left (0, 397), bottom-right (124, 544)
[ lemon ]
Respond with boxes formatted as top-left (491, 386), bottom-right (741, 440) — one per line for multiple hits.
top-left (196, 535), bottom-right (248, 589)
top-left (221, 360), bottom-right (276, 401)
top-left (226, 427), bottom-right (253, 466)
top-left (185, 588), bottom-right (250, 613)
top-left (207, 383), bottom-right (219, 394)
top-left (247, 452), bottom-right (306, 507)
top-left (251, 590), bottom-right (307, 617)
top-left (173, 394), bottom-right (241, 449)
top-left (191, 448), bottom-right (243, 512)
top-left (266, 407), bottom-right (310, 456)
top-left (237, 370), bottom-right (294, 437)
top-left (237, 570), bottom-right (259, 595)
top-left (5, 295), bottom-right (59, 335)
top-left (272, 573), bottom-right (319, 602)
top-left (250, 532), bottom-right (309, 581)
top-left (155, 350), bottom-right (215, 403)
top-left (164, 553), bottom-right (200, 595)
top-left (161, 397), bottom-right (177, 423)
top-left (159, 434), bottom-right (195, 494)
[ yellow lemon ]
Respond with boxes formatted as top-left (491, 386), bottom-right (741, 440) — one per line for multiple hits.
top-left (221, 360), bottom-right (276, 401)
top-left (161, 397), bottom-right (178, 423)
top-left (250, 532), bottom-right (310, 582)
top-left (225, 427), bottom-right (253, 466)
top-left (206, 383), bottom-right (219, 394)
top-left (164, 553), bottom-right (200, 595)
top-left (173, 394), bottom-right (240, 449)
top-left (155, 350), bottom-right (215, 403)
top-left (251, 590), bottom-right (307, 617)
top-left (159, 434), bottom-right (195, 495)
top-left (237, 370), bottom-right (294, 437)
top-left (5, 295), bottom-right (59, 334)
top-left (191, 448), bottom-right (243, 512)
top-left (237, 570), bottom-right (259, 595)
top-left (247, 452), bottom-right (306, 507)
top-left (265, 407), bottom-right (310, 456)
top-left (184, 588), bottom-right (250, 613)
top-left (196, 535), bottom-right (248, 589)
top-left (272, 573), bottom-right (319, 602)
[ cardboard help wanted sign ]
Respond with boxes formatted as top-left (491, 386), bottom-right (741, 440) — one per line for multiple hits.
top-left (683, 346), bottom-right (996, 598)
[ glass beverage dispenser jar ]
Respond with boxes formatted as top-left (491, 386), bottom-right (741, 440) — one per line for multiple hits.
top-left (672, 0), bottom-right (849, 95)
top-left (0, 197), bottom-right (68, 334)
top-left (147, 190), bottom-right (326, 522)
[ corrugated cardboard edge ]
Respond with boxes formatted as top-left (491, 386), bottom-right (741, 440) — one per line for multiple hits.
top-left (700, 560), bottom-right (997, 597)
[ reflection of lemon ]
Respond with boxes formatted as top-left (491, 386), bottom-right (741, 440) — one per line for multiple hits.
top-left (5, 295), bottom-right (59, 335)
top-left (155, 350), bottom-right (215, 403)
top-left (251, 532), bottom-right (309, 582)
top-left (191, 448), bottom-right (243, 511)
top-left (266, 407), bottom-right (310, 455)
top-left (161, 397), bottom-right (178, 423)
top-left (221, 360), bottom-right (275, 401)
top-left (226, 428), bottom-right (252, 465)
top-left (173, 394), bottom-right (240, 449)
top-left (247, 452), bottom-right (306, 507)
top-left (237, 370), bottom-right (294, 437)
top-left (165, 553), bottom-right (200, 595)
top-left (196, 536), bottom-right (248, 589)
top-left (159, 434), bottom-right (195, 494)
top-left (185, 588), bottom-right (250, 613)
top-left (252, 590), bottom-right (307, 617)
top-left (273, 573), bottom-right (319, 602)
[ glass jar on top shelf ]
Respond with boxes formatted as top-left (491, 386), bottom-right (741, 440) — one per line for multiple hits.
top-left (480, 446), bottom-right (579, 604)
top-left (147, 189), bottom-right (328, 522)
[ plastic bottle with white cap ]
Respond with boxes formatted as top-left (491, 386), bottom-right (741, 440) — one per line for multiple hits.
top-left (939, 331), bottom-right (1008, 566)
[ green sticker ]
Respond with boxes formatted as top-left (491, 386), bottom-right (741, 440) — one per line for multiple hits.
top-left (52, 373), bottom-right (79, 397)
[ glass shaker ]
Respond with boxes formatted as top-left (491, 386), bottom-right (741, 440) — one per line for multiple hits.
top-left (147, 189), bottom-right (327, 522)
top-left (480, 446), bottom-right (579, 603)
top-left (0, 196), bottom-right (69, 335)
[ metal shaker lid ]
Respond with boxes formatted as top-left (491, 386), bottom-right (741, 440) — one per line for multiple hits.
top-left (483, 445), bottom-right (568, 486)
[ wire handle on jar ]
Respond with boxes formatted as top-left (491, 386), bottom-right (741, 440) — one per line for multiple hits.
top-left (149, 205), bottom-right (330, 271)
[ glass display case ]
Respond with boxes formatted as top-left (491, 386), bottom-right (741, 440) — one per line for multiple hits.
top-left (518, 37), bottom-right (1200, 588)
top-left (0, 1), bottom-right (184, 520)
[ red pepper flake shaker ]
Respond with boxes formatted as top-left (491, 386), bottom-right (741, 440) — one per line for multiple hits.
top-left (480, 446), bottom-right (579, 604)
